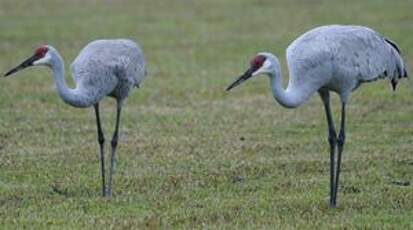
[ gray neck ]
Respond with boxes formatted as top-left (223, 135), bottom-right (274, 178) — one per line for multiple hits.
top-left (267, 57), bottom-right (306, 108)
top-left (50, 51), bottom-right (96, 108)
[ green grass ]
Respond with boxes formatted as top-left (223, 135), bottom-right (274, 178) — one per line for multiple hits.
top-left (0, 0), bottom-right (412, 228)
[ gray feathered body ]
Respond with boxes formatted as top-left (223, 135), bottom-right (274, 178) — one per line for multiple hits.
top-left (286, 25), bottom-right (407, 101)
top-left (71, 39), bottom-right (146, 102)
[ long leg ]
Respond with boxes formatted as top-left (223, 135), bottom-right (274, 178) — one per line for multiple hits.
top-left (319, 90), bottom-right (337, 208)
top-left (332, 102), bottom-right (346, 207)
top-left (107, 100), bottom-right (123, 197)
top-left (94, 103), bottom-right (106, 196)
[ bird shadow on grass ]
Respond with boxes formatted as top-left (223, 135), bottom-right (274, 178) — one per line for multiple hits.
top-left (48, 183), bottom-right (102, 198)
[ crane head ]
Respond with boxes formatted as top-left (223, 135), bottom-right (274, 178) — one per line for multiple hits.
top-left (226, 54), bottom-right (271, 91)
top-left (4, 46), bottom-right (50, 77)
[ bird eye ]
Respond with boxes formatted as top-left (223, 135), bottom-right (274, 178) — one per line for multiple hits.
top-left (250, 55), bottom-right (266, 70)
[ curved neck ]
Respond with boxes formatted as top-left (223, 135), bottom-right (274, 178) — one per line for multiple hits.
top-left (267, 59), bottom-right (307, 109)
top-left (50, 51), bottom-right (95, 108)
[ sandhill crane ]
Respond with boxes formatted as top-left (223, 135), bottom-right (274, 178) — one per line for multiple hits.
top-left (4, 39), bottom-right (146, 197)
top-left (226, 25), bottom-right (408, 207)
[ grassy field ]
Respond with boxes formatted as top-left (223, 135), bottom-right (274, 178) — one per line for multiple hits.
top-left (0, 0), bottom-right (412, 228)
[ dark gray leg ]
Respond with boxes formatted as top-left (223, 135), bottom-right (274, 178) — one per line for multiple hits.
top-left (319, 90), bottom-right (337, 208)
top-left (94, 103), bottom-right (106, 196)
top-left (332, 102), bottom-right (346, 207)
top-left (107, 100), bottom-right (122, 197)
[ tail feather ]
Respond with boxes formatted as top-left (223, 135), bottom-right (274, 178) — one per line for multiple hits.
top-left (384, 38), bottom-right (401, 54)
top-left (383, 37), bottom-right (408, 90)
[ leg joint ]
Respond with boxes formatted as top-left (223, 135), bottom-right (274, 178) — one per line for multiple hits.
top-left (111, 138), bottom-right (118, 148)
top-left (328, 132), bottom-right (337, 146)
top-left (337, 131), bottom-right (345, 146)
top-left (98, 135), bottom-right (105, 145)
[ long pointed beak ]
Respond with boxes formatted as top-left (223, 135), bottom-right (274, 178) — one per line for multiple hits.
top-left (226, 68), bottom-right (254, 91)
top-left (4, 54), bottom-right (38, 77)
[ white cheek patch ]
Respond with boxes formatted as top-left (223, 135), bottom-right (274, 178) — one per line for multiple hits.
top-left (33, 53), bottom-right (51, 66)
top-left (262, 59), bottom-right (271, 69)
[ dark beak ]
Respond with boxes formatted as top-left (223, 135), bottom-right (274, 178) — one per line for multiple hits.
top-left (226, 67), bottom-right (254, 91)
top-left (4, 54), bottom-right (38, 77)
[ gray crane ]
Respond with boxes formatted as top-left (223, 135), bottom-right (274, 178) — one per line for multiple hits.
top-left (226, 25), bottom-right (408, 207)
top-left (4, 39), bottom-right (146, 197)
